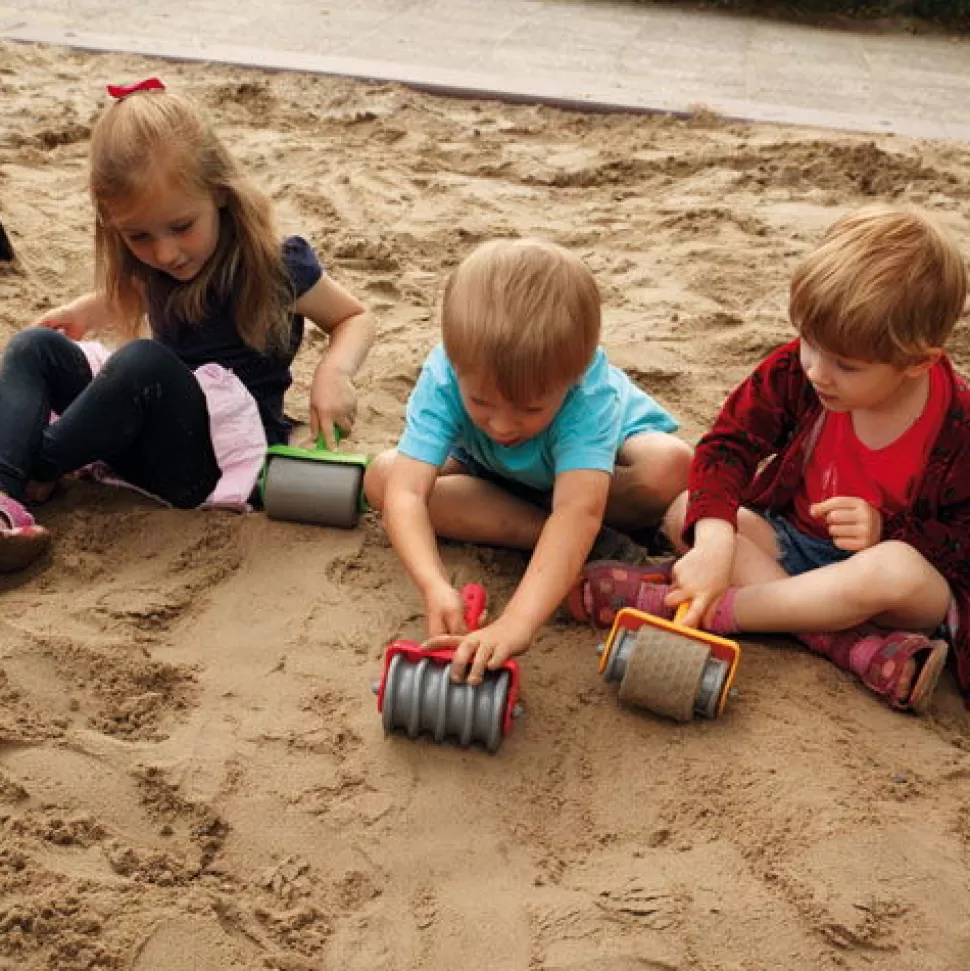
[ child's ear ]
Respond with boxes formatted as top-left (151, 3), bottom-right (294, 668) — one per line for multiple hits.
top-left (903, 347), bottom-right (943, 378)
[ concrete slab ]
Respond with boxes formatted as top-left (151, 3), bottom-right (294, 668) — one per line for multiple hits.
top-left (1, 0), bottom-right (969, 140)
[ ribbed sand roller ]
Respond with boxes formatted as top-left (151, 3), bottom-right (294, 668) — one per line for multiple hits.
top-left (374, 584), bottom-right (521, 753)
top-left (598, 604), bottom-right (740, 722)
top-left (260, 433), bottom-right (368, 528)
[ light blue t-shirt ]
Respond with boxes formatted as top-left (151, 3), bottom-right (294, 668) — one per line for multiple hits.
top-left (398, 345), bottom-right (678, 493)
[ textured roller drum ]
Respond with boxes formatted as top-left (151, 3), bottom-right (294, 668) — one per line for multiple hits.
top-left (381, 653), bottom-right (511, 753)
top-left (263, 457), bottom-right (363, 528)
top-left (617, 627), bottom-right (711, 723)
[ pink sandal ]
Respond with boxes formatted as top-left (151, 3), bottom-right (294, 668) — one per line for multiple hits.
top-left (850, 631), bottom-right (949, 714)
top-left (565, 559), bottom-right (675, 630)
top-left (0, 495), bottom-right (51, 572)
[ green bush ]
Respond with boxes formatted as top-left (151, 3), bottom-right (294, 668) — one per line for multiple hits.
top-left (674, 1), bottom-right (970, 28)
top-left (912, 0), bottom-right (970, 17)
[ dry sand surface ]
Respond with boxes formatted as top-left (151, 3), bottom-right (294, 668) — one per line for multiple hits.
top-left (2, 39), bottom-right (970, 971)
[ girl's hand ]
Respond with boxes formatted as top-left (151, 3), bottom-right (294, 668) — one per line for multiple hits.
top-left (309, 363), bottom-right (357, 451)
top-left (424, 615), bottom-right (533, 686)
top-left (810, 496), bottom-right (882, 551)
top-left (33, 305), bottom-right (88, 340)
top-left (423, 581), bottom-right (468, 639)
top-left (666, 520), bottom-right (735, 629)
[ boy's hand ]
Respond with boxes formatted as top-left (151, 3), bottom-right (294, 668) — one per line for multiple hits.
top-left (810, 496), bottom-right (882, 551)
top-left (666, 519), bottom-right (735, 629)
top-left (310, 364), bottom-right (357, 451)
top-left (424, 581), bottom-right (468, 638)
top-left (424, 615), bottom-right (533, 686)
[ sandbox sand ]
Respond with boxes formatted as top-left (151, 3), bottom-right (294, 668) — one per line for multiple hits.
top-left (1, 39), bottom-right (970, 971)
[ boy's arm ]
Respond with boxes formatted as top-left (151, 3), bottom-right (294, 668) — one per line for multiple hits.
top-left (881, 432), bottom-right (970, 593)
top-left (684, 341), bottom-right (806, 542)
top-left (383, 454), bottom-right (467, 636)
top-left (296, 276), bottom-right (376, 450)
top-left (444, 468), bottom-right (609, 685)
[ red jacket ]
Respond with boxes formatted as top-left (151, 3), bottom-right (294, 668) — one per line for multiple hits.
top-left (684, 339), bottom-right (970, 698)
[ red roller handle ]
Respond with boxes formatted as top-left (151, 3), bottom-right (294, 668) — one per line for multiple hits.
top-left (461, 582), bottom-right (487, 632)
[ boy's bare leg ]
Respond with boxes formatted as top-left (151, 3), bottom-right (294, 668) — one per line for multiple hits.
top-left (730, 542), bottom-right (950, 634)
top-left (365, 449), bottom-right (545, 549)
top-left (662, 491), bottom-right (950, 630)
top-left (604, 432), bottom-right (693, 528)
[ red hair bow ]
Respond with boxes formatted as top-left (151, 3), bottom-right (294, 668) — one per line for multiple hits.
top-left (106, 77), bottom-right (165, 100)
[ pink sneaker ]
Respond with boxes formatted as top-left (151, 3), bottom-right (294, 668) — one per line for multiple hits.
top-left (564, 560), bottom-right (676, 630)
top-left (848, 630), bottom-right (949, 714)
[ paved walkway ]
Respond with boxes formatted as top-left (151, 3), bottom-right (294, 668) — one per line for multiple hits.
top-left (1, 0), bottom-right (969, 141)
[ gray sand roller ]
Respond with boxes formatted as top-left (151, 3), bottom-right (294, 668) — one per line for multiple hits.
top-left (375, 646), bottom-right (521, 753)
top-left (597, 609), bottom-right (740, 722)
top-left (261, 435), bottom-right (368, 528)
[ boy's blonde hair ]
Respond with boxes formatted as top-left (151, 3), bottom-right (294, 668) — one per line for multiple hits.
top-left (442, 239), bottom-right (600, 403)
top-left (790, 206), bottom-right (967, 365)
top-left (90, 88), bottom-right (292, 353)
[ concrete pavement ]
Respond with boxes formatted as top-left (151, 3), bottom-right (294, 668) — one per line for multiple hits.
top-left (1, 0), bottom-right (969, 141)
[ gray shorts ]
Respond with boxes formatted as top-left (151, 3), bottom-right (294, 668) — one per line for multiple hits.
top-left (448, 446), bottom-right (552, 509)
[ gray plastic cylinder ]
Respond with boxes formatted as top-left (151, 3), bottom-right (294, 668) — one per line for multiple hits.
top-left (382, 654), bottom-right (510, 753)
top-left (263, 457), bottom-right (363, 528)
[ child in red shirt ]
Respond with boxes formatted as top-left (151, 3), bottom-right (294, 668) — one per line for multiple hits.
top-left (569, 206), bottom-right (970, 713)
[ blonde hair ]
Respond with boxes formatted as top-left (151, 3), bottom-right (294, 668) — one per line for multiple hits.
top-left (790, 206), bottom-right (967, 365)
top-left (442, 239), bottom-right (600, 402)
top-left (90, 87), bottom-right (292, 352)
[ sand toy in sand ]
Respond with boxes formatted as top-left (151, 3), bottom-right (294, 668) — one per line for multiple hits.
top-left (374, 584), bottom-right (521, 753)
top-left (597, 604), bottom-right (740, 722)
top-left (260, 432), bottom-right (368, 528)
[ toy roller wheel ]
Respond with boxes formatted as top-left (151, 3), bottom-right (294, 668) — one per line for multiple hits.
top-left (263, 457), bottom-right (363, 527)
top-left (617, 627), bottom-right (709, 723)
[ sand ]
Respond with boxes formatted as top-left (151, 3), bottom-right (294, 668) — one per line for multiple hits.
top-left (1, 38), bottom-right (970, 971)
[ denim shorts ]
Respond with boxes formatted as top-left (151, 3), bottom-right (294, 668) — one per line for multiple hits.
top-left (449, 446), bottom-right (552, 509)
top-left (764, 511), bottom-right (854, 577)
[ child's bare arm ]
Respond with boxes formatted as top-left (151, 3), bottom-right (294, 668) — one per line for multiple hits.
top-left (33, 292), bottom-right (116, 339)
top-left (296, 276), bottom-right (375, 449)
top-left (442, 469), bottom-right (609, 684)
top-left (383, 454), bottom-right (467, 636)
top-left (667, 517), bottom-right (737, 628)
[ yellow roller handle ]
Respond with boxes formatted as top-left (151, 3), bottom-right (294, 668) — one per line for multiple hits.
top-left (674, 601), bottom-right (691, 626)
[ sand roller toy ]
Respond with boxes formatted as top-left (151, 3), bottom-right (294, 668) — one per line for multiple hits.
top-left (597, 603), bottom-right (741, 722)
top-left (374, 584), bottom-right (521, 754)
top-left (260, 432), bottom-right (369, 528)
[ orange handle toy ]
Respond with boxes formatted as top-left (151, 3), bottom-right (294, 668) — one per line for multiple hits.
top-left (598, 600), bottom-right (741, 722)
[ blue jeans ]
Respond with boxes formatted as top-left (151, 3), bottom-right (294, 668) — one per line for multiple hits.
top-left (0, 329), bottom-right (220, 508)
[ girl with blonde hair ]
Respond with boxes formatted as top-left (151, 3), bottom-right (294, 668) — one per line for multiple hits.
top-left (0, 78), bottom-right (374, 568)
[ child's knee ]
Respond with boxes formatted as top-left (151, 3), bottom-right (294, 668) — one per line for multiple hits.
top-left (655, 436), bottom-right (693, 497)
top-left (5, 326), bottom-right (70, 367)
top-left (861, 541), bottom-right (940, 603)
top-left (629, 434), bottom-right (693, 505)
top-left (363, 449), bottom-right (396, 511)
top-left (661, 489), bottom-right (690, 551)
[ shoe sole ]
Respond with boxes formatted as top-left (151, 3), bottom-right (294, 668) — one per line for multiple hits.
top-left (0, 528), bottom-right (52, 572)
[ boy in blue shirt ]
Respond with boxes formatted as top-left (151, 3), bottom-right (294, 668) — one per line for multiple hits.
top-left (364, 239), bottom-right (691, 683)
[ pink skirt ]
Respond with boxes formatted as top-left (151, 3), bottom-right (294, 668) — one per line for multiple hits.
top-left (77, 341), bottom-right (267, 511)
